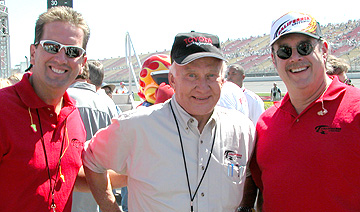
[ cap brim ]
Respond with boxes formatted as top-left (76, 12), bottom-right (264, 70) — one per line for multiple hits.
top-left (109, 85), bottom-right (116, 91)
top-left (101, 84), bottom-right (116, 92)
top-left (174, 52), bottom-right (227, 65)
top-left (270, 31), bottom-right (321, 46)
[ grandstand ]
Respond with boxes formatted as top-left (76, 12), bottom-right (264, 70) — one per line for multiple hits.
top-left (101, 19), bottom-right (360, 83)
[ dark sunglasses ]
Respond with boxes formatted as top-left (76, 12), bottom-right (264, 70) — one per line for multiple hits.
top-left (36, 40), bottom-right (86, 58)
top-left (276, 41), bottom-right (314, 60)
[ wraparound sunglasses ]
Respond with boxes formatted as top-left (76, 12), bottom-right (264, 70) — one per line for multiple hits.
top-left (35, 40), bottom-right (86, 58)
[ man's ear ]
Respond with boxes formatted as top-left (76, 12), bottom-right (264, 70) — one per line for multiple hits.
top-left (168, 71), bottom-right (175, 90)
top-left (321, 40), bottom-right (329, 62)
top-left (30, 44), bottom-right (36, 66)
top-left (79, 56), bottom-right (87, 75)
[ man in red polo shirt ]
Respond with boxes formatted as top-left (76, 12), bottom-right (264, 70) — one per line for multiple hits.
top-left (0, 7), bottom-right (89, 212)
top-left (249, 12), bottom-right (360, 211)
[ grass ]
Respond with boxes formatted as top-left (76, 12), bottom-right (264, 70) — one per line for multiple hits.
top-left (257, 93), bottom-right (274, 110)
top-left (264, 101), bottom-right (274, 110)
top-left (133, 93), bottom-right (141, 101)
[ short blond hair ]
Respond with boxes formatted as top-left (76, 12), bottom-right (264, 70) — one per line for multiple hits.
top-left (35, 6), bottom-right (90, 49)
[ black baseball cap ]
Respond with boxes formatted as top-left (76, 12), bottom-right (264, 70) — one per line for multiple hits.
top-left (170, 31), bottom-right (227, 65)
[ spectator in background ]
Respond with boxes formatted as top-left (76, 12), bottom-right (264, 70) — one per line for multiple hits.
top-left (88, 60), bottom-right (119, 117)
top-left (217, 80), bottom-right (249, 118)
top-left (8, 72), bottom-right (24, 85)
top-left (249, 11), bottom-right (360, 211)
top-left (88, 60), bottom-right (104, 90)
top-left (117, 81), bottom-right (129, 94)
top-left (100, 82), bottom-right (122, 115)
top-left (326, 54), bottom-right (354, 86)
top-left (0, 78), bottom-right (11, 89)
top-left (82, 31), bottom-right (255, 212)
top-left (0, 73), bottom-right (24, 89)
top-left (270, 82), bottom-right (281, 101)
top-left (101, 82), bottom-right (116, 99)
top-left (0, 6), bottom-right (89, 212)
top-left (68, 62), bottom-right (125, 212)
top-left (226, 64), bottom-right (265, 125)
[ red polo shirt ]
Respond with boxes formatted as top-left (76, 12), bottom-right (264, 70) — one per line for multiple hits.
top-left (251, 77), bottom-right (360, 211)
top-left (0, 73), bottom-right (86, 212)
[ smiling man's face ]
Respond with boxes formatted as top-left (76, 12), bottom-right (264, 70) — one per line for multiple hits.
top-left (30, 21), bottom-right (86, 93)
top-left (169, 57), bottom-right (224, 120)
top-left (272, 33), bottom-right (328, 91)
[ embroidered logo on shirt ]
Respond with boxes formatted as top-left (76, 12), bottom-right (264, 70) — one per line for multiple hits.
top-left (315, 125), bottom-right (341, 134)
top-left (71, 138), bottom-right (84, 148)
top-left (224, 150), bottom-right (242, 161)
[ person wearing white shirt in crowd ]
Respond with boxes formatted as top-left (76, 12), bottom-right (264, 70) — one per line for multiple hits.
top-left (217, 80), bottom-right (249, 118)
top-left (82, 31), bottom-right (255, 212)
top-left (117, 82), bottom-right (129, 94)
top-left (226, 64), bottom-right (265, 125)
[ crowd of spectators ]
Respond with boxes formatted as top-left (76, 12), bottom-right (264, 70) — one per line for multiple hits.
top-left (58, 19), bottom-right (360, 83)
top-left (219, 19), bottom-right (360, 75)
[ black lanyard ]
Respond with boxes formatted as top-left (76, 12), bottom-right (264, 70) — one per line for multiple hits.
top-left (36, 109), bottom-right (66, 212)
top-left (169, 101), bottom-right (217, 212)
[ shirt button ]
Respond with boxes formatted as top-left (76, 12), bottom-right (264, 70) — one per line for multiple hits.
top-left (201, 166), bottom-right (205, 170)
top-left (47, 108), bottom-right (51, 111)
top-left (201, 192), bottom-right (205, 197)
top-left (200, 140), bottom-right (203, 144)
top-left (49, 114), bottom-right (54, 117)
top-left (296, 119), bottom-right (299, 122)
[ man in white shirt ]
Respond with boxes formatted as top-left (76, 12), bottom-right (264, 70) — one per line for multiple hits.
top-left (117, 82), bottom-right (129, 94)
top-left (217, 80), bottom-right (249, 118)
top-left (226, 64), bottom-right (265, 125)
top-left (83, 31), bottom-right (255, 212)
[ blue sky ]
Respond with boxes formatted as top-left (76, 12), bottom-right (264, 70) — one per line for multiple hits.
top-left (6, 0), bottom-right (360, 68)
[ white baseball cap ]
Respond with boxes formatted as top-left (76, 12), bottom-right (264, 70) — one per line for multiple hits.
top-left (270, 12), bottom-right (322, 46)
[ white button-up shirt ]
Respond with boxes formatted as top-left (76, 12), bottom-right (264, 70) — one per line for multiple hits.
top-left (243, 87), bottom-right (265, 125)
top-left (83, 96), bottom-right (255, 212)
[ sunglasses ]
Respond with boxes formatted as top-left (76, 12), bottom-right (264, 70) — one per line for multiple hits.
top-left (276, 41), bottom-right (314, 60)
top-left (36, 40), bottom-right (86, 58)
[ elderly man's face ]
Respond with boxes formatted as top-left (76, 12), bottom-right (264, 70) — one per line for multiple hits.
top-left (169, 57), bottom-right (224, 120)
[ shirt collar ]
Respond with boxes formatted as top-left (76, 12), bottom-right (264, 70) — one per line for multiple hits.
top-left (276, 76), bottom-right (347, 114)
top-left (69, 81), bottom-right (97, 93)
top-left (170, 95), bottom-right (217, 133)
top-left (14, 72), bottom-right (76, 110)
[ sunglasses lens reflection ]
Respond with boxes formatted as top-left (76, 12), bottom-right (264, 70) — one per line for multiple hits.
top-left (40, 40), bottom-right (85, 58)
top-left (276, 42), bottom-right (314, 60)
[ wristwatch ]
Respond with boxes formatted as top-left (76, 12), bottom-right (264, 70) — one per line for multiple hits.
top-left (237, 206), bottom-right (255, 212)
